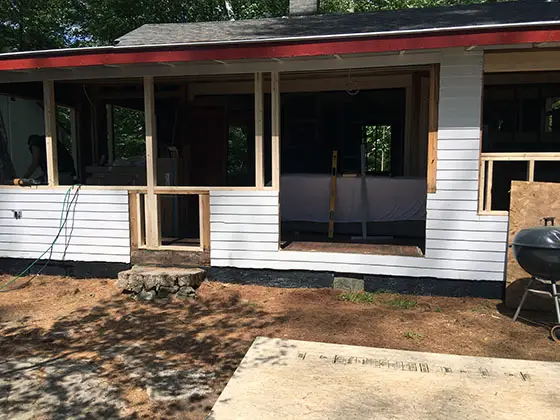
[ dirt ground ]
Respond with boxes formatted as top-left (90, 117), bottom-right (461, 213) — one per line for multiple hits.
top-left (0, 275), bottom-right (558, 419)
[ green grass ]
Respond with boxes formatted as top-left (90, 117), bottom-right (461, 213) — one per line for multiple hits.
top-left (339, 291), bottom-right (377, 304)
top-left (386, 297), bottom-right (418, 309)
top-left (435, 307), bottom-right (442, 313)
top-left (403, 331), bottom-right (424, 340)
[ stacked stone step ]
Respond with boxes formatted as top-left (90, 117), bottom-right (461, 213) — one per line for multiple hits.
top-left (116, 266), bottom-right (206, 301)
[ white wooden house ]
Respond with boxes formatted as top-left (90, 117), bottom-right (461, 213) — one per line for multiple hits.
top-left (1, 1), bottom-right (560, 295)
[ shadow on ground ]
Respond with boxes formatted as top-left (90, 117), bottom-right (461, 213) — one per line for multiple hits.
top-left (0, 290), bottom-right (286, 419)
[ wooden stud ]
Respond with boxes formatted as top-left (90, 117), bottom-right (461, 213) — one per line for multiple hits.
top-left (427, 64), bottom-right (439, 194)
top-left (481, 152), bottom-right (560, 161)
top-left (107, 104), bottom-right (115, 165)
top-left (485, 160), bottom-right (494, 212)
top-left (528, 160), bottom-right (535, 182)
top-left (478, 160), bottom-right (486, 214)
top-left (144, 76), bottom-right (160, 248)
top-left (129, 192), bottom-right (139, 248)
top-left (254, 72), bottom-right (264, 189)
top-left (43, 80), bottom-right (58, 186)
top-left (271, 71), bottom-right (280, 190)
top-left (69, 107), bottom-right (79, 179)
top-left (199, 194), bottom-right (211, 251)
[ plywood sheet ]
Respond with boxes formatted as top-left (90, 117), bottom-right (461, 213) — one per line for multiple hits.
top-left (209, 337), bottom-right (560, 420)
top-left (506, 181), bottom-right (560, 309)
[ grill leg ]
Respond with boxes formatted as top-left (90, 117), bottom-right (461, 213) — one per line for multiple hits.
top-left (551, 279), bottom-right (560, 325)
top-left (513, 278), bottom-right (534, 322)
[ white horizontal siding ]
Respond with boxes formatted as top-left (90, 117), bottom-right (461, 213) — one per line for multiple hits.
top-left (209, 51), bottom-right (509, 283)
top-left (0, 188), bottom-right (130, 263)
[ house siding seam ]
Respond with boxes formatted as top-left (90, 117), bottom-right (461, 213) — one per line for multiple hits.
top-left (0, 188), bottom-right (131, 263)
top-left (210, 50), bottom-right (509, 282)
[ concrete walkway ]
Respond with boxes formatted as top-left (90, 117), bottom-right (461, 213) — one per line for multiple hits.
top-left (209, 337), bottom-right (560, 420)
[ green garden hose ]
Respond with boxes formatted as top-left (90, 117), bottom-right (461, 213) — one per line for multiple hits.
top-left (0, 184), bottom-right (81, 292)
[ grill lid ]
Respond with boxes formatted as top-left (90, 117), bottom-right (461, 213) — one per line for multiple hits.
top-left (512, 226), bottom-right (560, 249)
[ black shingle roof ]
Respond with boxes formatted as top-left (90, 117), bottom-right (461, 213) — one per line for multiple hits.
top-left (115, 2), bottom-right (560, 47)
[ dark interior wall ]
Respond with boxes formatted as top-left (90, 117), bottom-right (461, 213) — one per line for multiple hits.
top-left (280, 89), bottom-right (406, 176)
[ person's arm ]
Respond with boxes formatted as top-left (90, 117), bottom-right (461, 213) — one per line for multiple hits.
top-left (23, 145), bottom-right (41, 178)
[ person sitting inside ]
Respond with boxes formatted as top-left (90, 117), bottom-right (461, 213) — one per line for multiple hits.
top-left (24, 134), bottom-right (76, 184)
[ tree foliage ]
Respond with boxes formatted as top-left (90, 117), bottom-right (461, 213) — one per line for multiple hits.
top-left (0, 0), bottom-right (489, 51)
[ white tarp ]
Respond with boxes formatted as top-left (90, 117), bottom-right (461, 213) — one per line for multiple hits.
top-left (280, 174), bottom-right (427, 223)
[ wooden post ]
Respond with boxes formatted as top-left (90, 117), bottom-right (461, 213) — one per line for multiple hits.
top-left (427, 64), bottom-right (440, 194)
top-left (527, 160), bottom-right (535, 182)
top-left (70, 107), bottom-right (79, 179)
top-left (43, 80), bottom-right (58, 186)
top-left (271, 71), bottom-right (280, 190)
top-left (144, 76), bottom-right (160, 248)
top-left (129, 192), bottom-right (139, 248)
top-left (478, 159), bottom-right (486, 213)
top-left (107, 104), bottom-right (115, 165)
top-left (199, 194), bottom-right (210, 251)
top-left (486, 160), bottom-right (494, 212)
top-left (254, 72), bottom-right (264, 189)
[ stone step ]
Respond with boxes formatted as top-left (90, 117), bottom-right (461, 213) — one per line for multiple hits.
top-left (116, 265), bottom-right (206, 301)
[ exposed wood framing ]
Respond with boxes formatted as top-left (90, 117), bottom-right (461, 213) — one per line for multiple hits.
top-left (527, 160), bottom-right (535, 182)
top-left (43, 80), bottom-right (58, 186)
top-left (478, 160), bottom-right (486, 214)
top-left (480, 152), bottom-right (560, 214)
top-left (271, 71), bottom-right (280, 190)
top-left (106, 104), bottom-right (114, 164)
top-left (129, 192), bottom-right (139, 248)
top-left (254, 72), bottom-right (264, 189)
top-left (199, 194), bottom-right (211, 251)
top-left (69, 108), bottom-right (79, 178)
top-left (144, 76), bottom-right (160, 248)
top-left (484, 50), bottom-right (560, 73)
top-left (485, 160), bottom-right (494, 212)
top-left (427, 64), bottom-right (439, 193)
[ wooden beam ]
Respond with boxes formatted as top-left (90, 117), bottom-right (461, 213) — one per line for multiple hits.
top-left (254, 72), bottom-right (264, 189)
top-left (484, 50), bottom-right (560, 73)
top-left (481, 152), bottom-right (560, 161)
top-left (129, 192), bottom-right (139, 248)
top-left (43, 80), bottom-right (58, 186)
top-left (144, 76), bottom-right (160, 248)
top-left (199, 194), bottom-right (211, 251)
top-left (478, 159), bottom-right (486, 214)
top-left (107, 104), bottom-right (114, 165)
top-left (69, 107), bottom-right (79, 179)
top-left (485, 160), bottom-right (494, 212)
top-left (427, 64), bottom-right (439, 194)
top-left (527, 160), bottom-right (535, 182)
top-left (271, 71), bottom-right (280, 190)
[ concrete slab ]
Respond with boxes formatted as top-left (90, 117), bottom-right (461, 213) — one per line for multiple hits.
top-left (209, 337), bottom-right (560, 420)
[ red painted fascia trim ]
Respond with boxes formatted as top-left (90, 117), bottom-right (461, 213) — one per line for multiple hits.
top-left (1, 28), bottom-right (560, 71)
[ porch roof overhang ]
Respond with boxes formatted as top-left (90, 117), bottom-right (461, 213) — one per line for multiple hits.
top-left (1, 2), bottom-right (560, 82)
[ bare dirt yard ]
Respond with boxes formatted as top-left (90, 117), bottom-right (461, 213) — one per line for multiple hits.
top-left (0, 275), bottom-right (558, 419)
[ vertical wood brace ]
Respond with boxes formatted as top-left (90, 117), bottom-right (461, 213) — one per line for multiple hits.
top-left (486, 160), bottom-right (494, 212)
top-left (199, 194), bottom-right (211, 251)
top-left (144, 76), bottom-right (160, 248)
top-left (427, 64), bottom-right (440, 194)
top-left (107, 104), bottom-right (115, 165)
top-left (527, 160), bottom-right (535, 182)
top-left (478, 159), bottom-right (486, 213)
top-left (254, 72), bottom-right (264, 189)
top-left (70, 107), bottom-right (79, 179)
top-left (271, 71), bottom-right (280, 190)
top-left (403, 75), bottom-right (414, 176)
top-left (43, 80), bottom-right (58, 186)
top-left (129, 192), bottom-right (139, 249)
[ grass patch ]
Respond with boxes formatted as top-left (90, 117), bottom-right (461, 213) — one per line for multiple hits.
top-left (339, 292), bottom-right (377, 304)
top-left (386, 297), bottom-right (417, 309)
top-left (403, 331), bottom-right (424, 340)
top-left (435, 308), bottom-right (442, 313)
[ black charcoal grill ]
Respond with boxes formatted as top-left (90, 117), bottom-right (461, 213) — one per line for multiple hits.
top-left (512, 217), bottom-right (560, 343)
